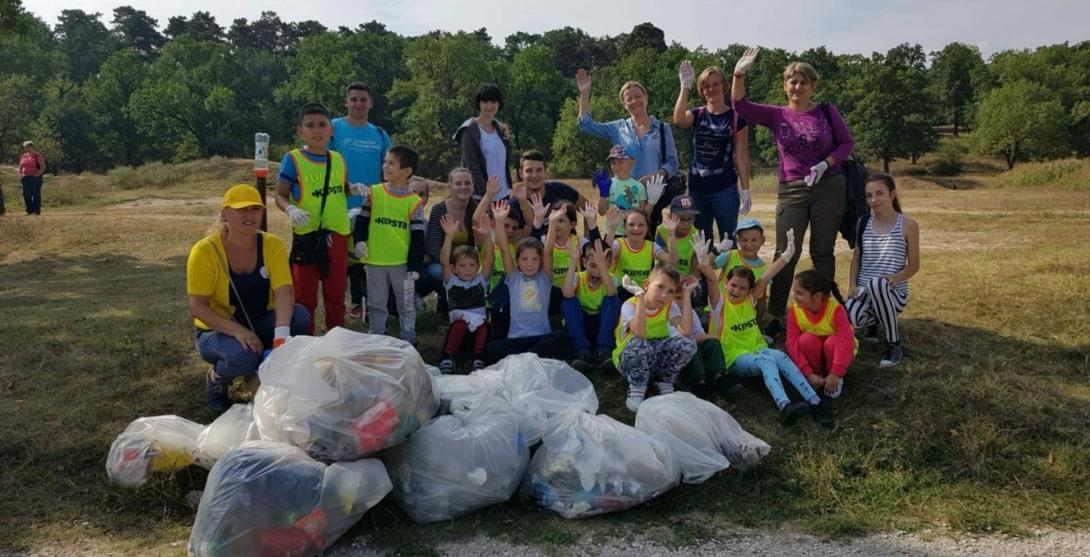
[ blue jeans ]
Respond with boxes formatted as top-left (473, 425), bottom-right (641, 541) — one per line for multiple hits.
top-left (195, 304), bottom-right (310, 384)
top-left (419, 261), bottom-right (444, 300)
top-left (690, 186), bottom-right (740, 241)
top-left (561, 295), bottom-right (620, 354)
top-left (21, 176), bottom-right (42, 215)
top-left (730, 348), bottom-right (818, 408)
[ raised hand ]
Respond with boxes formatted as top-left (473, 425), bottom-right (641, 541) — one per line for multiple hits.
top-left (679, 60), bottom-right (695, 89)
top-left (530, 192), bottom-right (547, 224)
top-left (645, 174), bottom-right (666, 206)
top-left (681, 275), bottom-right (699, 296)
top-left (781, 228), bottom-right (797, 262)
top-left (471, 213), bottom-right (492, 237)
top-left (582, 201), bottom-right (598, 228)
top-left (805, 161), bottom-right (829, 187)
top-left (621, 274), bottom-right (645, 297)
top-left (548, 207), bottom-right (566, 225)
top-left (485, 175), bottom-right (500, 197)
top-left (492, 199), bottom-right (510, 220)
top-left (606, 206), bottom-right (621, 231)
top-left (716, 233), bottom-right (733, 254)
top-left (511, 181), bottom-right (528, 204)
top-left (593, 168), bottom-right (612, 198)
top-left (692, 230), bottom-right (711, 266)
top-left (575, 68), bottom-right (592, 94)
top-left (663, 211), bottom-right (680, 234)
top-left (440, 214), bottom-right (460, 236)
top-left (734, 47), bottom-right (760, 75)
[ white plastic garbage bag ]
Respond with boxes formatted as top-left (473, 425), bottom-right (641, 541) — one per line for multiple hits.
top-left (188, 440), bottom-right (392, 557)
top-left (254, 328), bottom-right (439, 461)
top-left (519, 412), bottom-right (680, 519)
top-left (196, 404), bottom-right (260, 462)
top-left (635, 392), bottom-right (771, 482)
top-left (384, 399), bottom-right (529, 523)
top-left (106, 415), bottom-right (208, 487)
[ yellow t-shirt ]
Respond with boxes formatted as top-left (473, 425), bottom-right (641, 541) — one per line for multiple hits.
top-left (186, 231), bottom-right (293, 330)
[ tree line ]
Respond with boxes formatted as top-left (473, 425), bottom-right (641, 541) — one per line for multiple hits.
top-left (1, 1), bottom-right (1087, 176)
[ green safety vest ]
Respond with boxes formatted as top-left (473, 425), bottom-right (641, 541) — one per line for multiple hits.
top-left (367, 183), bottom-right (422, 266)
top-left (612, 299), bottom-right (673, 367)
top-left (575, 271), bottom-right (607, 314)
top-left (656, 224), bottom-right (696, 275)
top-left (552, 239), bottom-right (575, 288)
top-left (290, 149), bottom-right (350, 235)
top-left (711, 297), bottom-right (767, 368)
top-left (718, 249), bottom-right (767, 296)
top-left (614, 238), bottom-right (654, 285)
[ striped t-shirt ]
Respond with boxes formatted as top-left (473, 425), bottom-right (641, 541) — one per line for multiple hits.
top-left (857, 213), bottom-right (909, 296)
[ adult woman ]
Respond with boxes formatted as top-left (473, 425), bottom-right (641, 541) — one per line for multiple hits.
top-left (673, 62), bottom-right (751, 242)
top-left (454, 84), bottom-right (515, 203)
top-left (187, 184), bottom-right (310, 411)
top-left (424, 168), bottom-right (479, 311)
top-left (19, 140), bottom-right (45, 215)
top-left (845, 173), bottom-right (919, 368)
top-left (576, 70), bottom-right (679, 224)
top-left (730, 48), bottom-right (855, 334)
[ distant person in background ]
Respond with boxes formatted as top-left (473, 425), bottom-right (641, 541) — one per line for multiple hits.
top-left (19, 140), bottom-right (46, 215)
top-left (187, 184), bottom-right (309, 411)
top-left (455, 85), bottom-right (514, 200)
top-left (731, 48), bottom-right (855, 337)
top-left (673, 62), bottom-right (751, 242)
top-left (331, 82), bottom-right (392, 320)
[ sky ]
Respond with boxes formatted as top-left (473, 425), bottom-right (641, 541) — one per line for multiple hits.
top-left (22, 0), bottom-right (1090, 58)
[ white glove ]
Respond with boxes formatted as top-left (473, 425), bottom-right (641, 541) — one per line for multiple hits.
top-left (781, 229), bottom-right (797, 262)
top-left (679, 60), bottom-right (695, 89)
top-left (739, 188), bottom-right (752, 215)
top-left (734, 47), bottom-right (760, 75)
top-left (354, 241), bottom-right (367, 260)
top-left (272, 326), bottom-right (290, 348)
top-left (286, 205), bottom-right (310, 227)
top-left (715, 234), bottom-right (733, 254)
top-left (692, 230), bottom-right (711, 266)
top-left (805, 161), bottom-right (829, 187)
top-left (349, 182), bottom-right (369, 203)
top-left (621, 274), bottom-right (645, 297)
top-left (347, 207), bottom-right (361, 222)
top-left (406, 271), bottom-right (419, 282)
top-left (645, 174), bottom-right (666, 206)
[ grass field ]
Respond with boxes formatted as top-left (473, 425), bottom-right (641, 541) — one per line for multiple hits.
top-left (1, 156), bottom-right (1089, 555)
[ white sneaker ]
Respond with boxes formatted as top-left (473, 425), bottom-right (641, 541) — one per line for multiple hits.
top-left (625, 395), bottom-right (644, 412)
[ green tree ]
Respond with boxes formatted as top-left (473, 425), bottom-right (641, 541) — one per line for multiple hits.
top-left (618, 22), bottom-right (666, 56)
top-left (34, 82), bottom-right (99, 171)
top-left (0, 74), bottom-right (43, 161)
top-left (973, 80), bottom-right (1071, 169)
top-left (504, 45), bottom-right (572, 156)
top-left (54, 9), bottom-right (117, 82)
top-left (540, 27), bottom-right (616, 76)
top-left (111, 6), bottom-right (164, 58)
top-left (930, 42), bottom-right (985, 135)
top-left (164, 11), bottom-right (223, 42)
top-left (550, 96), bottom-right (621, 178)
top-left (84, 48), bottom-right (154, 165)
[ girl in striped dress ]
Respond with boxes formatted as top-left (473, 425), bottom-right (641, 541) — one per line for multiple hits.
top-left (846, 173), bottom-right (920, 368)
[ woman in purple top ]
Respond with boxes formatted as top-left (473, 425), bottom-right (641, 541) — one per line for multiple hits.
top-left (672, 62), bottom-right (751, 243)
top-left (730, 47), bottom-right (855, 332)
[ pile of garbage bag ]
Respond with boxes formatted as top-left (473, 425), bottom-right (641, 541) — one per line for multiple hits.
top-left (254, 328), bottom-right (439, 461)
top-left (188, 441), bottom-right (391, 557)
top-left (106, 415), bottom-right (210, 487)
top-left (635, 392), bottom-right (771, 483)
top-left (384, 399), bottom-right (529, 523)
top-left (519, 411), bottom-right (680, 518)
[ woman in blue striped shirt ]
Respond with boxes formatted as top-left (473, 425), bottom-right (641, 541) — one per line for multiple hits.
top-left (845, 173), bottom-right (920, 368)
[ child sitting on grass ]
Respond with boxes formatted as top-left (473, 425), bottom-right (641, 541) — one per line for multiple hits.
top-left (561, 204), bottom-right (620, 371)
top-left (613, 263), bottom-right (698, 412)
top-left (437, 213), bottom-right (494, 373)
top-left (714, 217), bottom-right (772, 327)
top-left (787, 269), bottom-right (857, 400)
top-left (609, 207), bottom-right (678, 301)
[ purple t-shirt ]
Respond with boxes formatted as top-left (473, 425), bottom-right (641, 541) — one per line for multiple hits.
top-left (687, 106), bottom-right (746, 194)
top-left (732, 98), bottom-right (854, 183)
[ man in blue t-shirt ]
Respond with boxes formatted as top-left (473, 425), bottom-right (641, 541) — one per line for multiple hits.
top-left (330, 82), bottom-right (392, 320)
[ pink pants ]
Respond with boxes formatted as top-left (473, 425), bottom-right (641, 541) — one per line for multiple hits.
top-left (796, 332), bottom-right (845, 377)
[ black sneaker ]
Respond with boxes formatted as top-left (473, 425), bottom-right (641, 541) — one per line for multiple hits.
top-left (779, 401), bottom-right (809, 426)
top-left (714, 373), bottom-right (744, 394)
top-left (206, 368), bottom-right (230, 412)
top-left (571, 350), bottom-right (592, 372)
top-left (764, 318), bottom-right (783, 338)
top-left (864, 325), bottom-right (881, 344)
top-left (810, 399), bottom-right (835, 429)
top-left (439, 358), bottom-right (455, 374)
top-left (879, 344), bottom-right (904, 368)
top-left (471, 359), bottom-right (486, 371)
top-left (596, 350), bottom-right (615, 371)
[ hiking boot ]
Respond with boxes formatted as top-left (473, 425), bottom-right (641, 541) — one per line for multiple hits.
top-left (779, 401), bottom-right (809, 426)
top-left (810, 399), bottom-right (835, 429)
top-left (206, 368), bottom-right (230, 412)
top-left (571, 351), bottom-right (592, 372)
top-left (864, 325), bottom-right (881, 344)
top-left (439, 358), bottom-right (455, 375)
top-left (879, 344), bottom-right (904, 368)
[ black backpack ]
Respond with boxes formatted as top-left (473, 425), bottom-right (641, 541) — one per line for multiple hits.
top-left (819, 102), bottom-right (869, 248)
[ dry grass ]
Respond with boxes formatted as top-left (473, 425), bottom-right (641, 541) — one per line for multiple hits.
top-left (1, 158), bottom-right (1089, 555)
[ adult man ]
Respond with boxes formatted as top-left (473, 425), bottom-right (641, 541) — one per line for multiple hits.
top-left (510, 150), bottom-right (590, 224)
top-left (331, 82), bottom-right (392, 319)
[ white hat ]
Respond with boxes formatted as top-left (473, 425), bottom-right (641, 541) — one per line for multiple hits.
top-left (22, 140), bottom-right (35, 147)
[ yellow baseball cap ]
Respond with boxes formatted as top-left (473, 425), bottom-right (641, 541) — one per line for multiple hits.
top-left (221, 184), bottom-right (264, 209)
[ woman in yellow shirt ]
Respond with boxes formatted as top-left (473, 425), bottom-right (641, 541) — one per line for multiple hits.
top-left (186, 184), bottom-right (309, 411)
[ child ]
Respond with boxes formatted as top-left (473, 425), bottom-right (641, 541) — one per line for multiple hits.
top-left (528, 196), bottom-right (580, 317)
top-left (561, 204), bottom-right (620, 371)
top-left (787, 269), bottom-right (857, 400)
top-left (609, 207), bottom-right (678, 301)
top-left (845, 173), bottom-right (920, 368)
top-left (275, 102), bottom-right (354, 335)
top-left (595, 145), bottom-right (648, 237)
top-left (707, 233), bottom-right (834, 427)
top-left (354, 145), bottom-right (426, 343)
top-left (485, 201), bottom-right (571, 363)
top-left (714, 217), bottom-right (772, 325)
top-left (655, 196), bottom-right (700, 279)
top-left (409, 176), bottom-right (432, 313)
top-left (438, 213), bottom-right (493, 373)
top-left (613, 264), bottom-right (698, 412)
top-left (678, 236), bottom-right (728, 397)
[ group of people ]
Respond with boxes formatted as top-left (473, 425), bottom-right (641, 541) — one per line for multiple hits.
top-left (186, 48), bottom-right (919, 427)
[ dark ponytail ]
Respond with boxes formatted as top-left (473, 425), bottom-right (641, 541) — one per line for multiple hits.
top-left (866, 172), bottom-right (902, 213)
top-left (794, 269), bottom-right (845, 305)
